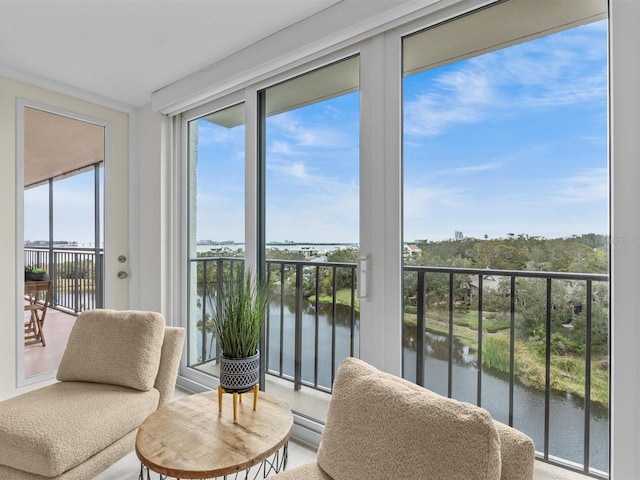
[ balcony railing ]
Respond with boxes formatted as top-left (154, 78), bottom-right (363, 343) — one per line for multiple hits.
top-left (190, 257), bottom-right (359, 392)
top-left (403, 265), bottom-right (609, 478)
top-left (265, 259), bottom-right (359, 392)
top-left (23, 246), bottom-right (610, 476)
top-left (24, 246), bottom-right (103, 313)
top-left (192, 256), bottom-right (610, 478)
top-left (193, 258), bottom-right (609, 478)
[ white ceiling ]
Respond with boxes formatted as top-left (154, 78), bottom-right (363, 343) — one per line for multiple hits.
top-left (4, 0), bottom-right (432, 186)
top-left (0, 0), bottom-right (346, 107)
top-left (24, 107), bottom-right (105, 187)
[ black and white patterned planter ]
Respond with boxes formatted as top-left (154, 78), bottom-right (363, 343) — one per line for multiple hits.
top-left (219, 351), bottom-right (260, 392)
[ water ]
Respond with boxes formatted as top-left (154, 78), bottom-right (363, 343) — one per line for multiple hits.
top-left (265, 300), bottom-right (360, 389)
top-left (195, 243), bottom-right (358, 257)
top-left (403, 331), bottom-right (609, 474)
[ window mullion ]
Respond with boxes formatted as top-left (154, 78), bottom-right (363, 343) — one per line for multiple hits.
top-left (358, 32), bottom-right (404, 377)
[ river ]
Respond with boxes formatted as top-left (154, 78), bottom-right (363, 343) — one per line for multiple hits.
top-left (403, 330), bottom-right (609, 474)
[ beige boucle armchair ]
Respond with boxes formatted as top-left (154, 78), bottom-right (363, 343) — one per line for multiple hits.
top-left (0, 309), bottom-right (185, 480)
top-left (274, 357), bottom-right (535, 480)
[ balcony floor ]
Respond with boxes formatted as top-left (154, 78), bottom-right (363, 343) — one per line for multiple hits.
top-left (24, 307), bottom-right (76, 377)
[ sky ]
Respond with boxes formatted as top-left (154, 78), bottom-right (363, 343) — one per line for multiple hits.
top-left (24, 171), bottom-right (100, 246)
top-left (402, 20), bottom-right (608, 242)
top-left (24, 19), bottom-right (608, 247)
top-left (195, 19), bottom-right (607, 245)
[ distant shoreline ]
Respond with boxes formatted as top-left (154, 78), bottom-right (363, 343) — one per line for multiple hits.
top-left (197, 241), bottom-right (359, 247)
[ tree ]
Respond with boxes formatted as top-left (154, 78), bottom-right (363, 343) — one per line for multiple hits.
top-left (322, 248), bottom-right (360, 296)
top-left (465, 240), bottom-right (528, 270)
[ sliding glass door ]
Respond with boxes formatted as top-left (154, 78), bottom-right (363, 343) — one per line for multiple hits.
top-left (401, 1), bottom-right (609, 475)
top-left (261, 56), bottom-right (360, 422)
top-left (179, 2), bottom-right (610, 474)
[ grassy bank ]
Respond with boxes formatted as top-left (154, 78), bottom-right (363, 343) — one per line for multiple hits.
top-left (308, 293), bottom-right (609, 408)
top-left (404, 311), bottom-right (609, 408)
top-left (308, 288), bottom-right (360, 312)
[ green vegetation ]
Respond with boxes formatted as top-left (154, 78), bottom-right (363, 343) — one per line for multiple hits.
top-left (57, 259), bottom-right (95, 279)
top-left (483, 336), bottom-right (517, 374)
top-left (515, 340), bottom-right (609, 406)
top-left (407, 233), bottom-right (608, 274)
top-left (196, 234), bottom-right (609, 406)
top-left (404, 308), bottom-right (608, 406)
top-left (308, 288), bottom-right (360, 312)
top-left (400, 233), bottom-right (609, 407)
top-left (210, 270), bottom-right (269, 359)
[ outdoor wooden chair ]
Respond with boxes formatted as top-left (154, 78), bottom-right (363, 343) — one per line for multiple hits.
top-left (24, 281), bottom-right (51, 347)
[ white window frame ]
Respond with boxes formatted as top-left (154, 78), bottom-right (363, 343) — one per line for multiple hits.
top-left (170, 2), bottom-right (617, 465)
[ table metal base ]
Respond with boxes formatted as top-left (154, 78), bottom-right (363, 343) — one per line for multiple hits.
top-left (139, 442), bottom-right (288, 480)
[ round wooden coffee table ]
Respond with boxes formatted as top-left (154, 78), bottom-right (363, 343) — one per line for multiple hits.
top-left (136, 390), bottom-right (293, 479)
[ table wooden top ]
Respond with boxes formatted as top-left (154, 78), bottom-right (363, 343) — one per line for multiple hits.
top-left (135, 390), bottom-right (293, 479)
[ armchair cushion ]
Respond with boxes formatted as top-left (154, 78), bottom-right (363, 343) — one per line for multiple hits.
top-left (317, 358), bottom-right (502, 480)
top-left (0, 382), bottom-right (159, 477)
top-left (494, 421), bottom-right (535, 480)
top-left (57, 309), bottom-right (165, 391)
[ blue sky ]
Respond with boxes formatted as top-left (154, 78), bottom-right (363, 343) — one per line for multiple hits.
top-left (264, 99), bottom-right (360, 244)
top-left (24, 171), bottom-right (99, 246)
top-left (25, 19), bottom-right (607, 247)
top-left (403, 20), bottom-right (608, 242)
top-left (195, 19), bottom-right (607, 245)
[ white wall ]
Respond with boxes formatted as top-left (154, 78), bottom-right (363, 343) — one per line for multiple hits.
top-left (129, 104), bottom-right (173, 316)
top-left (0, 76), bottom-right (129, 400)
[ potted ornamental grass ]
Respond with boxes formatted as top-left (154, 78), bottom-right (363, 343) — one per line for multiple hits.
top-left (212, 269), bottom-right (269, 393)
top-left (25, 265), bottom-right (49, 282)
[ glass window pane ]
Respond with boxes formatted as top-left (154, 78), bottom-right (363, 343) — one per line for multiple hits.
top-left (50, 169), bottom-right (103, 314)
top-left (402, 7), bottom-right (608, 475)
top-left (263, 56), bottom-right (360, 423)
top-left (53, 171), bottom-right (97, 248)
top-left (24, 185), bottom-right (49, 248)
top-left (187, 103), bottom-right (246, 375)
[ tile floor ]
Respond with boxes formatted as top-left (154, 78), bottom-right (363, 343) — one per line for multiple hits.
top-left (23, 308), bottom-right (76, 377)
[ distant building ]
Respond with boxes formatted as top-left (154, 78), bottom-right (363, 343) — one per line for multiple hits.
top-left (468, 274), bottom-right (500, 300)
top-left (404, 244), bottom-right (422, 258)
top-left (297, 246), bottom-right (319, 260)
top-left (455, 231), bottom-right (464, 240)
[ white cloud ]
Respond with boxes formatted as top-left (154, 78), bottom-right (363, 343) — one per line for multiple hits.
top-left (196, 122), bottom-right (243, 147)
top-left (269, 111), bottom-right (356, 150)
top-left (284, 162), bottom-right (308, 180)
top-left (404, 23), bottom-right (607, 137)
top-left (271, 141), bottom-right (294, 156)
top-left (266, 188), bottom-right (359, 243)
top-left (548, 168), bottom-right (608, 205)
top-left (449, 162), bottom-right (502, 175)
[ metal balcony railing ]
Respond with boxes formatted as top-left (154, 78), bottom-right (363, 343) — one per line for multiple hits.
top-left (24, 246), bottom-right (104, 313)
top-left (265, 259), bottom-right (359, 392)
top-left (190, 257), bottom-right (359, 392)
top-left (24, 247), bottom-right (610, 476)
top-left (191, 256), bottom-right (611, 478)
top-left (404, 265), bottom-right (609, 478)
